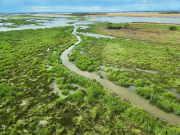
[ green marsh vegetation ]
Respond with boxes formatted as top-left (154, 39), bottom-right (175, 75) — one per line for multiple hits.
top-left (77, 22), bottom-right (180, 44)
top-left (1, 25), bottom-right (180, 134)
top-left (72, 24), bottom-right (180, 114)
top-left (0, 15), bottom-right (58, 28)
top-left (0, 26), bottom-right (78, 134)
top-left (67, 17), bottom-right (80, 21)
top-left (169, 26), bottom-right (178, 31)
top-left (107, 23), bottom-right (130, 29)
top-left (48, 63), bottom-right (180, 134)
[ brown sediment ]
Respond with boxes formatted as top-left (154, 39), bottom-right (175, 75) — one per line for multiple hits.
top-left (87, 12), bottom-right (180, 17)
top-left (94, 26), bottom-right (180, 44)
top-left (132, 22), bottom-right (180, 25)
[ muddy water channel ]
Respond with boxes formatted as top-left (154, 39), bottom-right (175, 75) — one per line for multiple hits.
top-left (61, 25), bottom-right (180, 126)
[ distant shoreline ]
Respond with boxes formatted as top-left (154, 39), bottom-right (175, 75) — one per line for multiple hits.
top-left (87, 12), bottom-right (180, 17)
top-left (1, 12), bottom-right (180, 17)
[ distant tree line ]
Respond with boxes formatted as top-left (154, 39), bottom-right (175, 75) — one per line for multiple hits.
top-left (107, 23), bottom-right (129, 29)
top-left (72, 13), bottom-right (107, 16)
top-left (159, 11), bottom-right (180, 14)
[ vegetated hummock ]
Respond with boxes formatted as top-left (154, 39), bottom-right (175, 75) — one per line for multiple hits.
top-left (0, 17), bottom-right (180, 134)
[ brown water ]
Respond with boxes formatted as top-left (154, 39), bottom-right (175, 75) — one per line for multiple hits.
top-left (60, 26), bottom-right (180, 126)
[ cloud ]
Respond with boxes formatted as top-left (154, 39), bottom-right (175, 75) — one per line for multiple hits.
top-left (1, 0), bottom-right (180, 13)
top-left (23, 6), bottom-right (102, 12)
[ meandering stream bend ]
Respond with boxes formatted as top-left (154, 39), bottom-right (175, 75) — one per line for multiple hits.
top-left (60, 25), bottom-right (180, 126)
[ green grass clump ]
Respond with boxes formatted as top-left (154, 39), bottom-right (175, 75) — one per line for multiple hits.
top-left (172, 103), bottom-right (180, 115)
top-left (56, 77), bottom-right (64, 84)
top-left (0, 84), bottom-right (14, 98)
top-left (136, 87), bottom-right (180, 113)
top-left (169, 26), bottom-right (177, 31)
top-left (67, 90), bottom-right (84, 103)
top-left (107, 23), bottom-right (129, 29)
top-left (103, 94), bottom-right (129, 113)
top-left (61, 89), bottom-right (69, 95)
top-left (91, 107), bottom-right (99, 120)
top-left (133, 79), bottom-right (144, 87)
top-left (54, 97), bottom-right (65, 106)
top-left (58, 84), bottom-right (75, 90)
top-left (67, 17), bottom-right (80, 21)
top-left (16, 92), bottom-right (25, 97)
top-left (47, 77), bottom-right (54, 83)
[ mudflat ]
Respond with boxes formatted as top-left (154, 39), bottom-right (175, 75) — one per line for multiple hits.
top-left (88, 12), bottom-right (180, 17)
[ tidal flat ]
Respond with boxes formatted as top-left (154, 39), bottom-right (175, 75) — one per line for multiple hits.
top-left (0, 14), bottom-right (180, 134)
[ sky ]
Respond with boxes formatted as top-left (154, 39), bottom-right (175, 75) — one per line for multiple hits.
top-left (0, 0), bottom-right (180, 13)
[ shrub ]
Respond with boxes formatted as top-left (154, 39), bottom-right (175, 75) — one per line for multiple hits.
top-left (116, 79), bottom-right (129, 87)
top-left (87, 87), bottom-right (102, 98)
top-left (87, 66), bottom-right (94, 72)
top-left (58, 84), bottom-right (74, 90)
top-left (56, 78), bottom-right (63, 84)
top-left (16, 92), bottom-right (25, 97)
top-left (116, 120), bottom-right (125, 131)
top-left (103, 94), bottom-right (127, 113)
top-left (67, 74), bottom-right (77, 83)
top-left (136, 87), bottom-right (145, 94)
top-left (67, 91), bottom-right (84, 103)
top-left (27, 70), bottom-right (33, 77)
top-left (169, 26), bottom-right (177, 31)
top-left (172, 103), bottom-right (180, 115)
top-left (62, 71), bottom-right (70, 77)
top-left (145, 80), bottom-right (151, 86)
top-left (133, 79), bottom-right (144, 87)
top-left (156, 99), bottom-right (172, 112)
top-left (69, 56), bottom-right (75, 61)
top-left (149, 93), bottom-right (160, 103)
top-left (91, 107), bottom-right (99, 120)
top-left (154, 86), bottom-right (162, 92)
top-left (104, 68), bottom-right (113, 72)
top-left (0, 84), bottom-right (14, 98)
top-left (47, 77), bottom-right (54, 83)
top-left (93, 61), bottom-right (99, 66)
top-left (162, 92), bottom-right (176, 100)
top-left (61, 89), bottom-right (69, 95)
top-left (54, 97), bottom-right (65, 106)
top-left (100, 74), bottom-right (103, 78)
top-left (55, 70), bottom-right (64, 77)
top-left (77, 77), bottom-right (87, 86)
top-left (41, 94), bottom-right (47, 99)
top-left (87, 94), bottom-right (98, 104)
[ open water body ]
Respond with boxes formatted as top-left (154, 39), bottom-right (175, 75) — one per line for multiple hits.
top-left (1, 14), bottom-right (180, 126)
top-left (89, 16), bottom-right (180, 24)
top-left (0, 14), bottom-right (180, 32)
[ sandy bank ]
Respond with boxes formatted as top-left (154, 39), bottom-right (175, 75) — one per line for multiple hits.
top-left (88, 12), bottom-right (180, 17)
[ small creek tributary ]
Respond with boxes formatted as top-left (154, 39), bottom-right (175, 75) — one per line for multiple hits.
top-left (60, 25), bottom-right (180, 126)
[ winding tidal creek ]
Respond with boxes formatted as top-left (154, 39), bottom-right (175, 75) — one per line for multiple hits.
top-left (60, 25), bottom-right (180, 126)
top-left (1, 14), bottom-right (180, 127)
